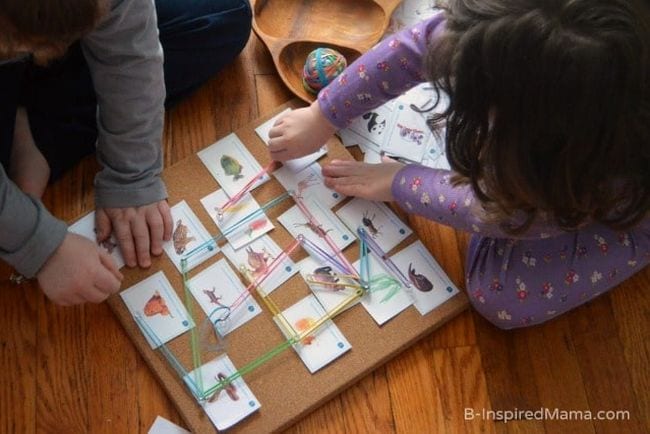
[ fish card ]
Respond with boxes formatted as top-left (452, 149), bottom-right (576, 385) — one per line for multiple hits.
top-left (296, 256), bottom-right (360, 314)
top-left (255, 108), bottom-right (327, 173)
top-left (186, 259), bottom-right (261, 335)
top-left (345, 105), bottom-right (396, 152)
top-left (390, 240), bottom-right (459, 315)
top-left (336, 198), bottom-right (413, 253)
top-left (121, 271), bottom-right (194, 349)
top-left (184, 355), bottom-right (261, 431)
top-left (197, 133), bottom-right (270, 197)
top-left (273, 163), bottom-right (344, 209)
top-left (200, 189), bottom-right (274, 250)
top-left (68, 211), bottom-right (125, 269)
top-left (163, 201), bottom-right (218, 273)
top-left (147, 416), bottom-right (190, 434)
top-left (381, 103), bottom-right (430, 163)
top-left (353, 255), bottom-right (412, 325)
top-left (221, 235), bottom-right (298, 296)
top-left (274, 294), bottom-right (351, 373)
top-left (277, 200), bottom-right (355, 254)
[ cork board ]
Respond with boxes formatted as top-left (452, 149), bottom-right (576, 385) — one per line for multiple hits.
top-left (106, 100), bottom-right (469, 433)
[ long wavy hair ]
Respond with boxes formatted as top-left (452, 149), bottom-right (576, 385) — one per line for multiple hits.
top-left (426, 0), bottom-right (650, 233)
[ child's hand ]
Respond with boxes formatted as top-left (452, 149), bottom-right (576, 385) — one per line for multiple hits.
top-left (322, 158), bottom-right (404, 202)
top-left (268, 101), bottom-right (338, 161)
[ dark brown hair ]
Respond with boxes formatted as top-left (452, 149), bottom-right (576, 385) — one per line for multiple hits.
top-left (426, 0), bottom-right (650, 233)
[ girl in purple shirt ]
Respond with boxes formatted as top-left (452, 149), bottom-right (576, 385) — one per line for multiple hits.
top-left (268, 0), bottom-right (650, 329)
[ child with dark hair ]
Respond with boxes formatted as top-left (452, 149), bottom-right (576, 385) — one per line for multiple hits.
top-left (268, 0), bottom-right (650, 328)
top-left (0, 0), bottom-right (252, 305)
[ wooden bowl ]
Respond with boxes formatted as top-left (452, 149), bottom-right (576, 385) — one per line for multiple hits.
top-left (252, 0), bottom-right (402, 103)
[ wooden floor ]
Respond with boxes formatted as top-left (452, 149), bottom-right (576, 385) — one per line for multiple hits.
top-left (1, 33), bottom-right (648, 434)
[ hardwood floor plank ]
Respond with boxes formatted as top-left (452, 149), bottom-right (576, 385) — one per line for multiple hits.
top-left (340, 368), bottom-right (395, 434)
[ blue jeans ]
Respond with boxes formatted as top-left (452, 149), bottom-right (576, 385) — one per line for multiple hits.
top-left (0, 0), bottom-right (252, 179)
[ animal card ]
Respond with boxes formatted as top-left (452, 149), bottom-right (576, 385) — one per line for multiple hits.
top-left (296, 256), bottom-right (360, 314)
top-left (363, 148), bottom-right (382, 164)
top-left (336, 198), bottom-right (413, 253)
top-left (163, 201), bottom-right (218, 273)
top-left (255, 108), bottom-right (327, 173)
top-left (68, 211), bottom-right (125, 269)
top-left (200, 189), bottom-right (274, 250)
top-left (381, 103), bottom-right (430, 163)
top-left (390, 240), bottom-right (459, 315)
top-left (353, 255), bottom-right (412, 325)
top-left (345, 105), bottom-right (396, 152)
top-left (197, 133), bottom-right (270, 197)
top-left (186, 259), bottom-right (261, 335)
top-left (221, 235), bottom-right (298, 296)
top-left (121, 271), bottom-right (194, 349)
top-left (184, 355), bottom-right (261, 431)
top-left (274, 294), bottom-right (352, 373)
top-left (277, 200), bottom-right (355, 254)
top-left (273, 162), bottom-right (344, 208)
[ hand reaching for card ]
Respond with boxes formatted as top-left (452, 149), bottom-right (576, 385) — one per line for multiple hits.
top-left (322, 158), bottom-right (404, 202)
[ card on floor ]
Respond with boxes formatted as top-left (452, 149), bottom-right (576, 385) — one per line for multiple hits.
top-left (221, 235), bottom-right (298, 296)
top-left (274, 294), bottom-right (351, 373)
top-left (353, 255), bottom-right (412, 325)
top-left (273, 163), bottom-right (344, 208)
top-left (186, 259), bottom-right (261, 335)
top-left (381, 103), bottom-right (430, 162)
top-left (255, 108), bottom-right (327, 172)
top-left (163, 200), bottom-right (218, 273)
top-left (197, 133), bottom-right (270, 197)
top-left (336, 198), bottom-right (413, 253)
top-left (390, 240), bottom-right (459, 315)
top-left (345, 105), bottom-right (395, 152)
top-left (200, 189), bottom-right (274, 250)
top-left (296, 256), bottom-right (359, 314)
top-left (121, 271), bottom-right (194, 349)
top-left (68, 211), bottom-right (125, 269)
top-left (184, 354), bottom-right (261, 431)
top-left (147, 416), bottom-right (190, 434)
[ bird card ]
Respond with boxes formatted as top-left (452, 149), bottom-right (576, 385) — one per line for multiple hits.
top-left (197, 133), bottom-right (270, 197)
top-left (186, 259), bottom-right (261, 335)
top-left (184, 355), bottom-right (261, 431)
top-left (200, 189), bottom-right (274, 250)
top-left (255, 108), bottom-right (327, 172)
top-left (221, 235), bottom-right (298, 296)
top-left (344, 105), bottom-right (396, 152)
top-left (147, 416), bottom-right (190, 434)
top-left (336, 198), bottom-right (413, 253)
top-left (277, 200), bottom-right (355, 254)
top-left (390, 240), bottom-right (459, 315)
top-left (274, 294), bottom-right (351, 373)
top-left (353, 255), bottom-right (412, 325)
top-left (121, 271), bottom-right (194, 349)
top-left (163, 200), bottom-right (218, 273)
top-left (381, 103), bottom-right (430, 163)
top-left (68, 211), bottom-right (125, 269)
top-left (296, 256), bottom-right (360, 315)
top-left (273, 162), bottom-right (344, 209)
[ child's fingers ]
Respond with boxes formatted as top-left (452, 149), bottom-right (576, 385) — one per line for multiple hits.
top-left (322, 161), bottom-right (361, 177)
top-left (268, 124), bottom-right (284, 139)
top-left (95, 209), bottom-right (112, 242)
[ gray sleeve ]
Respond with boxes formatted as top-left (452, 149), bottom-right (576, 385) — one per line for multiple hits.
top-left (81, 0), bottom-right (167, 209)
top-left (0, 165), bottom-right (68, 278)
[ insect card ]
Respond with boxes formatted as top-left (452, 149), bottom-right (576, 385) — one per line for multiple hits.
top-left (197, 133), bottom-right (270, 197)
top-left (221, 235), bottom-right (298, 296)
top-left (381, 103), bottom-right (430, 163)
top-left (345, 105), bottom-right (396, 152)
top-left (68, 211), bottom-right (125, 269)
top-left (186, 259), bottom-right (261, 335)
top-left (255, 108), bottom-right (327, 173)
top-left (336, 198), bottom-right (413, 253)
top-left (296, 256), bottom-right (360, 315)
top-left (274, 294), bottom-right (352, 373)
top-left (121, 271), bottom-right (194, 349)
top-left (390, 240), bottom-right (459, 315)
top-left (163, 200), bottom-right (218, 273)
top-left (200, 189), bottom-right (274, 250)
top-left (184, 355), bottom-right (261, 431)
top-left (273, 162), bottom-right (344, 209)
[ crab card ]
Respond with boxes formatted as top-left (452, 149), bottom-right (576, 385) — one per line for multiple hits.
top-left (184, 355), bottom-right (261, 431)
top-left (187, 259), bottom-right (261, 335)
top-left (255, 108), bottom-right (327, 173)
top-left (344, 105), bottom-right (396, 152)
top-left (381, 103), bottom-right (430, 163)
top-left (273, 162), bottom-right (344, 209)
top-left (163, 201), bottom-right (218, 273)
top-left (390, 240), bottom-right (459, 315)
top-left (197, 133), bottom-right (270, 197)
top-left (336, 198), bottom-right (413, 253)
top-left (296, 256), bottom-right (360, 314)
top-left (274, 294), bottom-right (352, 373)
top-left (121, 271), bottom-right (194, 349)
top-left (200, 189), bottom-right (274, 250)
top-left (68, 211), bottom-right (125, 269)
top-left (221, 235), bottom-right (298, 296)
